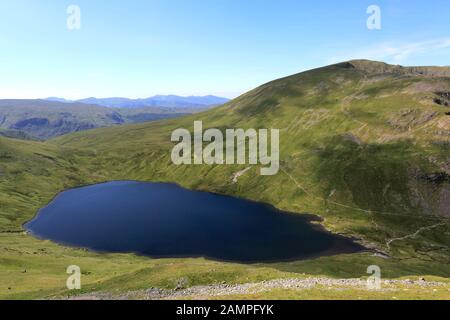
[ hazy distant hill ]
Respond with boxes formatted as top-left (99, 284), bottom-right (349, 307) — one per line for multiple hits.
top-left (0, 128), bottom-right (35, 140)
top-left (46, 95), bottom-right (230, 109)
top-left (0, 100), bottom-right (195, 139)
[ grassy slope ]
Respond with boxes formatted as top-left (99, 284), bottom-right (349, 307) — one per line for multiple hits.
top-left (1, 61), bottom-right (449, 299)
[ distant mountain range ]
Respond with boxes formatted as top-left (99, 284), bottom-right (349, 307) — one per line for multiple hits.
top-left (45, 95), bottom-right (230, 109)
top-left (0, 95), bottom-right (229, 140)
top-left (0, 99), bottom-right (206, 140)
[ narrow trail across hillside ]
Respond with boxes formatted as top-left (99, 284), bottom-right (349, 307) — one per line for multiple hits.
top-left (280, 167), bottom-right (448, 222)
top-left (386, 222), bottom-right (449, 250)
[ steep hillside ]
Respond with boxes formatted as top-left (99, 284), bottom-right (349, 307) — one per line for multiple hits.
top-left (55, 60), bottom-right (450, 257)
top-left (1, 60), bottom-right (449, 298)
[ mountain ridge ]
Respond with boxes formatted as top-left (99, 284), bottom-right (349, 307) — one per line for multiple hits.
top-left (343, 59), bottom-right (450, 77)
top-left (45, 95), bottom-right (230, 109)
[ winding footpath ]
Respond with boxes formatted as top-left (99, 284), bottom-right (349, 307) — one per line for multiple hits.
top-left (386, 222), bottom-right (448, 250)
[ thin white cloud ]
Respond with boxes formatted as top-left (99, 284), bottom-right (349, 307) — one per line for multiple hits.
top-left (329, 38), bottom-right (450, 64)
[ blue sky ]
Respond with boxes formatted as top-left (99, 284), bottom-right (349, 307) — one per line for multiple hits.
top-left (0, 0), bottom-right (449, 99)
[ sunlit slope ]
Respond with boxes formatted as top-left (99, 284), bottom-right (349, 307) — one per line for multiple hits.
top-left (0, 136), bottom-right (89, 232)
top-left (52, 60), bottom-right (450, 260)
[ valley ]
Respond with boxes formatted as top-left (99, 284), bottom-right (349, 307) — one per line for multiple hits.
top-left (0, 99), bottom-right (219, 140)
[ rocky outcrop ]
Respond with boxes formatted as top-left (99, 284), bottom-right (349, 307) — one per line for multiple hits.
top-left (420, 172), bottom-right (450, 185)
top-left (434, 92), bottom-right (450, 106)
top-left (387, 109), bottom-right (438, 130)
top-left (12, 118), bottom-right (50, 129)
top-left (345, 60), bottom-right (450, 77)
top-left (63, 277), bottom-right (450, 300)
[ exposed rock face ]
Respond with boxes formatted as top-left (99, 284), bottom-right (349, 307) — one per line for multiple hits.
top-left (434, 92), bottom-right (450, 106)
top-left (416, 172), bottom-right (450, 216)
top-left (12, 118), bottom-right (50, 129)
top-left (434, 98), bottom-right (449, 106)
top-left (11, 118), bottom-right (96, 140)
top-left (387, 109), bottom-right (438, 130)
top-left (420, 172), bottom-right (450, 184)
top-left (439, 188), bottom-right (450, 217)
top-left (436, 92), bottom-right (450, 100)
top-left (346, 60), bottom-right (450, 77)
top-left (106, 112), bottom-right (125, 124)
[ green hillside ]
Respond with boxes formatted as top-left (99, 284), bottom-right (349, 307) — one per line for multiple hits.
top-left (1, 60), bottom-right (449, 299)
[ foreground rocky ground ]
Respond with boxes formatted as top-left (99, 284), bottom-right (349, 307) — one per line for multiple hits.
top-left (64, 277), bottom-right (450, 300)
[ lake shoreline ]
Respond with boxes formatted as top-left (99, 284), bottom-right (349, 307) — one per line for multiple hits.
top-left (24, 180), bottom-right (368, 264)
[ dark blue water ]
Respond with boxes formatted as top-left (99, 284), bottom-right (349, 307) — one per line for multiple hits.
top-left (25, 181), bottom-right (363, 263)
